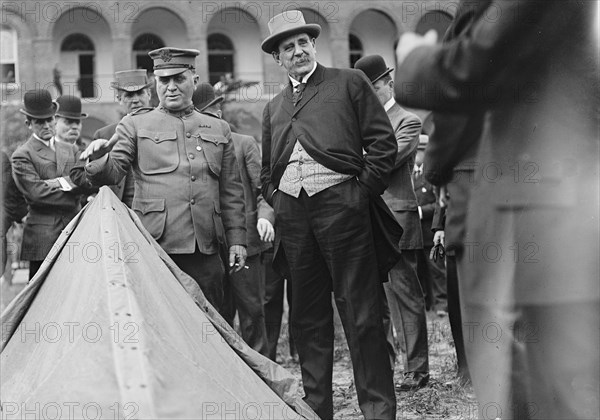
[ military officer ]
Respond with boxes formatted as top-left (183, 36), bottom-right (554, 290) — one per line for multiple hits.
top-left (81, 48), bottom-right (246, 310)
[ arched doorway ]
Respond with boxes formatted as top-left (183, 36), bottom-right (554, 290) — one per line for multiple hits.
top-left (133, 33), bottom-right (165, 74)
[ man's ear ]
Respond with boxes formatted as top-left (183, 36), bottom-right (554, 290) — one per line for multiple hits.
top-left (24, 120), bottom-right (31, 129)
top-left (193, 73), bottom-right (200, 86)
top-left (271, 51), bottom-right (281, 65)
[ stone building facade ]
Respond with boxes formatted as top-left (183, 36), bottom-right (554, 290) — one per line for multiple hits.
top-left (1, 0), bottom-right (454, 139)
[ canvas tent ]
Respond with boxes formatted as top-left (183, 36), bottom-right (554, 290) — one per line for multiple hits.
top-left (0, 187), bottom-right (317, 419)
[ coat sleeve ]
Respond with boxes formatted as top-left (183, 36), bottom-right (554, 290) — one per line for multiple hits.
top-left (11, 148), bottom-right (77, 210)
top-left (85, 117), bottom-right (136, 186)
top-left (394, 113), bottom-right (422, 169)
top-left (260, 103), bottom-right (276, 206)
top-left (257, 194), bottom-right (275, 225)
top-left (218, 122), bottom-right (246, 248)
top-left (394, 1), bottom-right (569, 111)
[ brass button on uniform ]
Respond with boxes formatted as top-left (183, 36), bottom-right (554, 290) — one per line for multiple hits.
top-left (189, 154), bottom-right (195, 159)
top-left (186, 132), bottom-right (191, 138)
top-left (190, 199), bottom-right (195, 205)
top-left (191, 176), bottom-right (196, 181)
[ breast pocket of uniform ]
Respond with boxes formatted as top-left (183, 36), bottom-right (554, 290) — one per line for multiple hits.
top-left (137, 129), bottom-right (180, 175)
top-left (200, 133), bottom-right (228, 177)
top-left (133, 198), bottom-right (167, 241)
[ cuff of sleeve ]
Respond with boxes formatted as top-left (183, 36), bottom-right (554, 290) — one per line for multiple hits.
top-left (226, 228), bottom-right (247, 249)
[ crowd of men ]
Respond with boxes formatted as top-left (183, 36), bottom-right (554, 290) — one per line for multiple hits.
top-left (1, 2), bottom-right (598, 419)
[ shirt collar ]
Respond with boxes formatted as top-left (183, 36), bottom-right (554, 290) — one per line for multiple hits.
top-left (159, 104), bottom-right (195, 117)
top-left (383, 97), bottom-right (395, 112)
top-left (33, 134), bottom-right (54, 149)
top-left (288, 62), bottom-right (317, 88)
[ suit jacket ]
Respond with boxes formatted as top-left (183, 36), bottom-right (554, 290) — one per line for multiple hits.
top-left (11, 137), bottom-right (82, 260)
top-left (86, 106), bottom-right (246, 255)
top-left (395, 0), bottom-right (599, 305)
top-left (261, 63), bottom-right (402, 277)
top-left (93, 122), bottom-right (135, 207)
top-left (231, 132), bottom-right (269, 257)
top-left (382, 102), bottom-right (423, 250)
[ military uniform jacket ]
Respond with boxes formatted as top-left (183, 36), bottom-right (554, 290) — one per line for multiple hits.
top-left (11, 136), bottom-right (82, 260)
top-left (382, 102), bottom-right (423, 250)
top-left (86, 106), bottom-right (246, 255)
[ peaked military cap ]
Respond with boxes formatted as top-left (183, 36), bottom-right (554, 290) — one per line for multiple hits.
top-left (149, 47), bottom-right (200, 77)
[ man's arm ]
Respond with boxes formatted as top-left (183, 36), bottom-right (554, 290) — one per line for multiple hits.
top-left (352, 72), bottom-right (397, 195)
top-left (393, 113), bottom-right (421, 169)
top-left (242, 135), bottom-right (261, 194)
top-left (85, 119), bottom-right (136, 187)
top-left (260, 103), bottom-right (277, 205)
top-left (395, 1), bottom-right (570, 111)
top-left (11, 149), bottom-right (78, 209)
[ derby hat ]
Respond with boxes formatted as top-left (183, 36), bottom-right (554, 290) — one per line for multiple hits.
top-left (110, 69), bottom-right (152, 92)
top-left (192, 82), bottom-right (224, 112)
top-left (19, 89), bottom-right (58, 119)
top-left (354, 55), bottom-right (394, 84)
top-left (149, 47), bottom-right (200, 77)
top-left (55, 95), bottom-right (88, 119)
top-left (261, 10), bottom-right (321, 53)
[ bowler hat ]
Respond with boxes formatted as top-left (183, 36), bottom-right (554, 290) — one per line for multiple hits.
top-left (56, 95), bottom-right (88, 119)
top-left (354, 55), bottom-right (394, 84)
top-left (261, 10), bottom-right (321, 53)
top-left (111, 69), bottom-right (152, 92)
top-left (149, 47), bottom-right (200, 77)
top-left (19, 89), bottom-right (58, 119)
top-left (192, 82), bottom-right (224, 112)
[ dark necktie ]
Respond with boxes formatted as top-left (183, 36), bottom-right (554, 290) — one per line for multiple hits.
top-left (293, 83), bottom-right (306, 106)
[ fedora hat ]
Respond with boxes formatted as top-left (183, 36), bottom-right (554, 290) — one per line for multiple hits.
top-left (261, 10), bottom-right (321, 53)
top-left (110, 69), bottom-right (152, 92)
top-left (354, 55), bottom-right (394, 84)
top-left (55, 95), bottom-right (88, 119)
top-left (192, 82), bottom-right (224, 112)
top-left (19, 89), bottom-right (58, 119)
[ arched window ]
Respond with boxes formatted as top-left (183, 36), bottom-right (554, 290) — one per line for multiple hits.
top-left (1, 25), bottom-right (18, 84)
top-left (133, 33), bottom-right (165, 73)
top-left (208, 33), bottom-right (234, 85)
top-left (61, 33), bottom-right (95, 98)
top-left (349, 34), bottom-right (363, 68)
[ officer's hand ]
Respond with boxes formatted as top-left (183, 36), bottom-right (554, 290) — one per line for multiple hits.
top-left (228, 245), bottom-right (247, 274)
top-left (257, 218), bottom-right (274, 242)
top-left (79, 137), bottom-right (119, 161)
top-left (433, 230), bottom-right (445, 247)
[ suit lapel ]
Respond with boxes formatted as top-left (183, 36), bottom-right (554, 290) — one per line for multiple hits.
top-left (293, 64), bottom-right (325, 116)
top-left (31, 136), bottom-right (56, 163)
top-left (280, 84), bottom-right (295, 117)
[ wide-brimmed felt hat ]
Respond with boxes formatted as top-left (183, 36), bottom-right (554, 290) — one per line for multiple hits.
top-left (261, 10), bottom-right (321, 53)
top-left (149, 47), bottom-right (200, 77)
top-left (19, 89), bottom-right (58, 119)
top-left (192, 82), bottom-right (224, 112)
top-left (111, 69), bottom-right (152, 92)
top-left (354, 55), bottom-right (394, 84)
top-left (56, 95), bottom-right (88, 119)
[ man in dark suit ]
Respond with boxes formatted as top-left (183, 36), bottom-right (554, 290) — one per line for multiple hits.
top-left (11, 89), bottom-right (85, 280)
top-left (395, 1), bottom-right (599, 417)
top-left (81, 48), bottom-right (246, 311)
top-left (413, 138), bottom-right (447, 313)
top-left (260, 11), bottom-right (399, 420)
top-left (194, 83), bottom-right (270, 356)
top-left (354, 54), bottom-right (430, 391)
